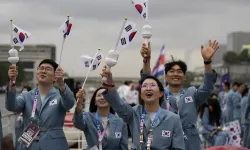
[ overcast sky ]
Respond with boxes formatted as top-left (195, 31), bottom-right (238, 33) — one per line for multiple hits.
top-left (0, 0), bottom-right (250, 77)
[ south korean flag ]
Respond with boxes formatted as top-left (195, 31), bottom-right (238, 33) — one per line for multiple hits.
top-left (117, 20), bottom-right (137, 49)
top-left (12, 23), bottom-right (31, 51)
top-left (80, 51), bottom-right (103, 71)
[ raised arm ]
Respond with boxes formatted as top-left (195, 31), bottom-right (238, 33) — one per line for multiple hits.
top-left (5, 86), bottom-right (26, 113)
top-left (119, 121), bottom-right (129, 150)
top-left (194, 40), bottom-right (219, 107)
top-left (141, 42), bottom-right (151, 74)
top-left (73, 88), bottom-right (88, 131)
top-left (55, 67), bottom-right (75, 111)
top-left (171, 115), bottom-right (185, 150)
top-left (100, 65), bottom-right (134, 123)
top-left (6, 65), bottom-right (25, 113)
top-left (59, 84), bottom-right (76, 111)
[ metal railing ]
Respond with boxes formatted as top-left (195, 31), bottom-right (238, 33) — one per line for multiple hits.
top-left (1, 112), bottom-right (17, 147)
top-left (1, 112), bottom-right (88, 149)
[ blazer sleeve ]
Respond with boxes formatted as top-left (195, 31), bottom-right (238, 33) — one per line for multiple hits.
top-left (60, 84), bottom-right (76, 111)
top-left (72, 112), bottom-right (90, 131)
top-left (5, 87), bottom-right (26, 113)
top-left (193, 71), bottom-right (217, 107)
top-left (171, 115), bottom-right (185, 150)
top-left (102, 89), bottom-right (135, 123)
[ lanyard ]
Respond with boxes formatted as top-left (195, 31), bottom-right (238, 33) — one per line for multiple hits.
top-left (139, 107), bottom-right (161, 150)
top-left (165, 89), bottom-right (185, 111)
top-left (95, 112), bottom-right (110, 150)
top-left (31, 88), bottom-right (39, 119)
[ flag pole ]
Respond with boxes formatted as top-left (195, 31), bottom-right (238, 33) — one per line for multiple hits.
top-left (81, 48), bottom-right (101, 89)
top-left (146, 0), bottom-right (149, 23)
top-left (58, 38), bottom-right (65, 65)
top-left (114, 17), bottom-right (127, 51)
top-left (58, 15), bottom-right (70, 66)
top-left (10, 19), bottom-right (13, 49)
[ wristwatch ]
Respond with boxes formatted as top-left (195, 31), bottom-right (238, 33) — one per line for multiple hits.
top-left (204, 60), bottom-right (212, 65)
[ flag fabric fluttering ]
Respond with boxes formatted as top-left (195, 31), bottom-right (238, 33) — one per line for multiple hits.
top-left (152, 45), bottom-right (166, 78)
top-left (59, 17), bottom-right (72, 39)
top-left (132, 0), bottom-right (148, 21)
top-left (80, 51), bottom-right (103, 71)
top-left (117, 20), bottom-right (137, 49)
top-left (12, 23), bottom-right (31, 51)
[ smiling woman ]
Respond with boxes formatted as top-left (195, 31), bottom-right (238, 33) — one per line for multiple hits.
top-left (99, 64), bottom-right (185, 150)
top-left (73, 87), bottom-right (128, 150)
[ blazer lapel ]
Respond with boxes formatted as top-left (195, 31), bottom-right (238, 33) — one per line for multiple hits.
top-left (39, 88), bottom-right (57, 115)
top-left (154, 108), bottom-right (165, 128)
top-left (104, 114), bottom-right (117, 140)
top-left (144, 113), bottom-right (152, 133)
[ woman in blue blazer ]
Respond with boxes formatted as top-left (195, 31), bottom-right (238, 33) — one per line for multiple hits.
top-left (73, 87), bottom-right (128, 150)
top-left (200, 97), bottom-right (228, 146)
top-left (100, 65), bottom-right (185, 150)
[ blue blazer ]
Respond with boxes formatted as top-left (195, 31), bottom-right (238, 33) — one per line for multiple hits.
top-left (5, 85), bottom-right (75, 150)
top-left (73, 112), bottom-right (128, 150)
top-left (102, 89), bottom-right (185, 150)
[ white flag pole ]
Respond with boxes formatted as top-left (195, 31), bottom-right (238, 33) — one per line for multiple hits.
top-left (146, 0), bottom-right (149, 23)
top-left (114, 17), bottom-right (128, 51)
top-left (58, 38), bottom-right (65, 65)
top-left (81, 48), bottom-right (101, 89)
top-left (10, 19), bottom-right (14, 49)
top-left (58, 15), bottom-right (70, 66)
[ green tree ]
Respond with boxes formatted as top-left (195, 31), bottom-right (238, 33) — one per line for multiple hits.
top-left (238, 49), bottom-right (249, 62)
top-left (223, 51), bottom-right (239, 64)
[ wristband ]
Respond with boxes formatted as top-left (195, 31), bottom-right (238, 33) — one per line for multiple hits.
top-left (102, 82), bottom-right (115, 88)
top-left (204, 60), bottom-right (212, 65)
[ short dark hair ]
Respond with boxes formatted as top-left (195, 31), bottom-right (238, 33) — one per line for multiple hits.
top-left (232, 82), bottom-right (239, 87)
top-left (165, 56), bottom-right (187, 75)
top-left (242, 86), bottom-right (249, 96)
top-left (22, 86), bottom-right (32, 91)
top-left (89, 87), bottom-right (115, 114)
top-left (138, 76), bottom-right (165, 106)
top-left (39, 59), bottom-right (58, 72)
top-left (223, 81), bottom-right (230, 89)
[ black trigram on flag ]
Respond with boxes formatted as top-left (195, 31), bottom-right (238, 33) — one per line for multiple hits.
top-left (144, 2), bottom-right (146, 7)
top-left (125, 25), bottom-right (132, 32)
top-left (96, 55), bottom-right (102, 61)
top-left (92, 65), bottom-right (96, 70)
top-left (25, 33), bottom-right (29, 38)
top-left (13, 38), bottom-right (18, 44)
top-left (13, 27), bottom-right (19, 33)
top-left (143, 13), bottom-right (146, 19)
top-left (120, 37), bottom-right (126, 45)
top-left (84, 61), bottom-right (89, 67)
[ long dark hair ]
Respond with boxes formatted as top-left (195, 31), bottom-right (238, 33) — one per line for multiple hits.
top-left (89, 87), bottom-right (115, 114)
top-left (200, 97), bottom-right (221, 126)
top-left (139, 76), bottom-right (165, 106)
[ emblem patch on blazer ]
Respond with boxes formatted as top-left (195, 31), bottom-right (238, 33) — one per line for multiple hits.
top-left (184, 96), bottom-right (193, 103)
top-left (162, 130), bottom-right (171, 137)
top-left (115, 132), bottom-right (121, 138)
top-left (49, 99), bottom-right (58, 106)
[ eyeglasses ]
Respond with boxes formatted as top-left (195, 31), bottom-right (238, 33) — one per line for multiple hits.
top-left (141, 83), bottom-right (158, 89)
top-left (37, 66), bottom-right (53, 72)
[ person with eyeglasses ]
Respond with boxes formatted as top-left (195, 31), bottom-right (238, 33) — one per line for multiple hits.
top-left (6, 59), bottom-right (75, 150)
top-left (100, 65), bottom-right (185, 150)
top-left (140, 40), bottom-right (218, 150)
